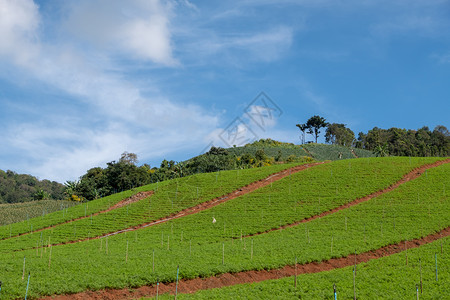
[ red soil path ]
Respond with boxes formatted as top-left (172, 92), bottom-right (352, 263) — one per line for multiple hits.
top-left (43, 158), bottom-right (449, 247)
top-left (3, 191), bottom-right (153, 240)
top-left (242, 158), bottom-right (450, 238)
top-left (45, 162), bottom-right (327, 245)
top-left (38, 159), bottom-right (450, 299)
top-left (42, 226), bottom-right (450, 300)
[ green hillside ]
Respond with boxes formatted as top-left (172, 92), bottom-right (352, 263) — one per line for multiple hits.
top-left (0, 157), bottom-right (447, 299)
top-left (211, 139), bottom-right (375, 162)
top-left (0, 200), bottom-right (78, 226)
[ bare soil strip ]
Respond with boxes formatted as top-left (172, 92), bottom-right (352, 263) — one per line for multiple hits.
top-left (241, 158), bottom-right (450, 238)
top-left (350, 148), bottom-right (358, 158)
top-left (4, 191), bottom-right (153, 240)
top-left (42, 226), bottom-right (450, 300)
top-left (44, 162), bottom-right (327, 246)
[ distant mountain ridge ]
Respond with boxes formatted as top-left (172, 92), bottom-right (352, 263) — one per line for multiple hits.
top-left (0, 169), bottom-right (65, 204)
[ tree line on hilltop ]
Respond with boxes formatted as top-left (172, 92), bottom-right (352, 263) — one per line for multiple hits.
top-left (296, 115), bottom-right (450, 157)
top-left (2, 116), bottom-right (448, 204)
top-left (65, 148), bottom-right (311, 202)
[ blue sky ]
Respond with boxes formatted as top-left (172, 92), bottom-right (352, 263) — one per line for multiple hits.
top-left (0, 0), bottom-right (449, 182)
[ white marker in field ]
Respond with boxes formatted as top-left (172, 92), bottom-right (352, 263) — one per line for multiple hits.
top-left (212, 217), bottom-right (217, 224)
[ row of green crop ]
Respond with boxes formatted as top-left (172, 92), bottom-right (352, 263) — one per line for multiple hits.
top-left (0, 158), bottom-right (447, 298)
top-left (0, 185), bottom-right (165, 240)
top-left (302, 144), bottom-right (375, 160)
top-left (0, 200), bottom-right (78, 226)
top-left (152, 236), bottom-right (449, 299)
top-left (0, 157), bottom-right (431, 252)
top-left (0, 163), bottom-right (301, 251)
top-left (226, 145), bottom-right (311, 160)
top-left (352, 147), bottom-right (376, 158)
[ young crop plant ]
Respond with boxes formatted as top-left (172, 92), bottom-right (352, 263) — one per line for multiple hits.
top-left (0, 162), bottom-right (303, 252)
top-left (0, 200), bottom-right (78, 226)
top-left (151, 236), bottom-right (449, 299)
top-left (0, 157), bottom-right (447, 299)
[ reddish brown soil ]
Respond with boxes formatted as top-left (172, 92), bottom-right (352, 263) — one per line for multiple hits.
top-left (45, 162), bottom-right (327, 244)
top-left (242, 158), bottom-right (450, 238)
top-left (3, 191), bottom-right (153, 240)
top-left (41, 226), bottom-right (450, 300)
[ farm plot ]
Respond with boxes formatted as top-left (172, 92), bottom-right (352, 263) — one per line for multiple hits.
top-left (0, 200), bottom-right (78, 226)
top-left (0, 158), bottom-right (447, 299)
top-left (0, 186), bottom-right (166, 240)
top-left (155, 236), bottom-right (449, 299)
top-left (302, 143), bottom-right (358, 160)
top-left (0, 163), bottom-right (302, 251)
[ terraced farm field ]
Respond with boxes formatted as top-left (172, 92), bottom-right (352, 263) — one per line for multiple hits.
top-left (0, 157), bottom-right (448, 299)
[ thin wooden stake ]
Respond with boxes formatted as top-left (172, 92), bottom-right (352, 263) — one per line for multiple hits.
top-left (22, 256), bottom-right (26, 280)
top-left (25, 272), bottom-right (30, 300)
top-left (175, 265), bottom-right (180, 299)
top-left (419, 258), bottom-right (422, 294)
top-left (156, 278), bottom-right (159, 300)
top-left (48, 246), bottom-right (52, 269)
top-left (435, 253), bottom-right (438, 281)
top-left (331, 235), bottom-right (333, 255)
top-left (405, 240), bottom-right (408, 265)
top-left (294, 256), bottom-right (297, 288)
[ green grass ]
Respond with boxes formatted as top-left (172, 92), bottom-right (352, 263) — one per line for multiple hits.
top-left (0, 163), bottom-right (301, 251)
top-left (0, 157), bottom-right (447, 299)
top-left (224, 143), bottom-right (375, 162)
top-left (302, 143), bottom-right (360, 160)
top-left (153, 236), bottom-right (449, 299)
top-left (226, 145), bottom-right (310, 160)
top-left (0, 200), bottom-right (78, 226)
top-left (352, 147), bottom-right (376, 158)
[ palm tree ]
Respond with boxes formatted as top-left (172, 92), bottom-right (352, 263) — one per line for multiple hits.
top-left (374, 143), bottom-right (389, 157)
top-left (296, 123), bottom-right (308, 144)
top-left (64, 180), bottom-right (79, 198)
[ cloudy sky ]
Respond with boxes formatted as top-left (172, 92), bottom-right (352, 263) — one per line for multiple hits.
top-left (0, 0), bottom-right (449, 182)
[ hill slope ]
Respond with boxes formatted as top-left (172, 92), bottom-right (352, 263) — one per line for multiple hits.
top-left (0, 157), bottom-right (448, 299)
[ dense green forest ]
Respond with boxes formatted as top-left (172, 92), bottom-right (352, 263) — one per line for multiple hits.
top-left (0, 170), bottom-right (65, 204)
top-left (355, 126), bottom-right (450, 157)
top-left (297, 115), bottom-right (449, 157)
top-left (66, 146), bottom-right (312, 201)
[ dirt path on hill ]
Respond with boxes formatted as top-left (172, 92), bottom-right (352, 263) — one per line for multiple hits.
top-left (3, 191), bottom-right (153, 240)
top-left (41, 162), bottom-right (326, 246)
top-left (240, 158), bottom-right (450, 238)
top-left (37, 158), bottom-right (449, 248)
top-left (41, 226), bottom-right (450, 300)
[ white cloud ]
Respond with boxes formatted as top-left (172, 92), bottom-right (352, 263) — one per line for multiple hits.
top-left (63, 0), bottom-right (176, 65)
top-left (0, 0), bottom-right (40, 65)
top-left (431, 52), bottom-right (450, 64)
top-left (193, 26), bottom-right (293, 63)
top-left (370, 15), bottom-right (441, 38)
top-left (0, 0), bottom-right (220, 182)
